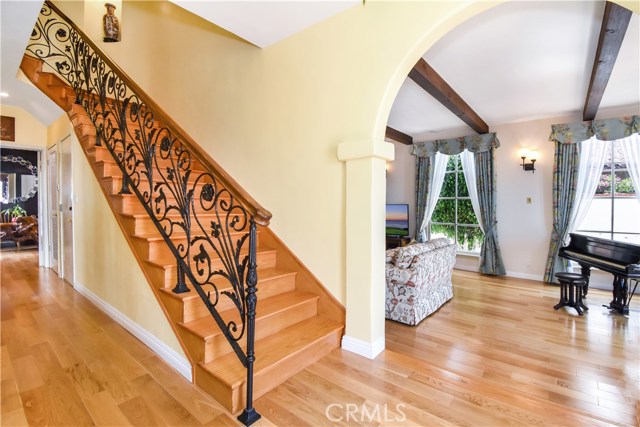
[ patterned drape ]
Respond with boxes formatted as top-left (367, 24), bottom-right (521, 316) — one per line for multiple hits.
top-left (415, 153), bottom-right (447, 242)
top-left (412, 133), bottom-right (505, 275)
top-left (412, 132), bottom-right (500, 157)
top-left (620, 134), bottom-right (640, 202)
top-left (543, 142), bottom-right (580, 282)
top-left (544, 115), bottom-right (639, 282)
top-left (475, 149), bottom-right (506, 275)
top-left (415, 156), bottom-right (430, 242)
top-left (549, 115), bottom-right (639, 144)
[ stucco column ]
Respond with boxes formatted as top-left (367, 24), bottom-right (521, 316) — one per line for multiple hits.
top-left (337, 139), bottom-right (394, 359)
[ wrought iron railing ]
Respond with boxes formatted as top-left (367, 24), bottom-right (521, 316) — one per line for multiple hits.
top-left (26, 2), bottom-right (269, 424)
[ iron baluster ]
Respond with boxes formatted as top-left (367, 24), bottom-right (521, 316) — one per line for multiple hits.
top-left (119, 173), bottom-right (131, 194)
top-left (173, 261), bottom-right (190, 294)
top-left (237, 219), bottom-right (260, 426)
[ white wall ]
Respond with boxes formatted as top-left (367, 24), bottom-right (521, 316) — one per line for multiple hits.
top-left (0, 105), bottom-right (47, 149)
top-left (385, 141), bottom-right (416, 238)
top-left (386, 107), bottom-right (638, 287)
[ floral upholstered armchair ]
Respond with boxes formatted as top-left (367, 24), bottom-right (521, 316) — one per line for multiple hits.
top-left (385, 238), bottom-right (456, 325)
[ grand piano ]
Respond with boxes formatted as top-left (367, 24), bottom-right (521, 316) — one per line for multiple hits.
top-left (559, 233), bottom-right (640, 315)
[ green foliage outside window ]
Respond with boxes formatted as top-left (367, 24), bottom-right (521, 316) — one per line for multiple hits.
top-left (430, 155), bottom-right (483, 252)
top-left (595, 174), bottom-right (635, 196)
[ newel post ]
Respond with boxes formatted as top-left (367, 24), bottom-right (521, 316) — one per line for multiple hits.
top-left (237, 218), bottom-right (261, 426)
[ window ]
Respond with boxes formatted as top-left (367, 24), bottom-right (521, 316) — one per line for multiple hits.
top-left (430, 154), bottom-right (483, 252)
top-left (576, 140), bottom-right (640, 244)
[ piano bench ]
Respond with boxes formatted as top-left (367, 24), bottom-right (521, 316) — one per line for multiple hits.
top-left (554, 272), bottom-right (589, 315)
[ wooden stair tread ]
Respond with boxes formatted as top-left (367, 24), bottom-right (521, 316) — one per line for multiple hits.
top-left (180, 291), bottom-right (318, 339)
top-left (121, 212), bottom-right (217, 220)
top-left (145, 247), bottom-right (276, 268)
top-left (158, 267), bottom-right (295, 302)
top-left (101, 174), bottom-right (204, 185)
top-left (132, 226), bottom-right (251, 240)
top-left (200, 316), bottom-right (343, 387)
top-left (94, 159), bottom-right (207, 176)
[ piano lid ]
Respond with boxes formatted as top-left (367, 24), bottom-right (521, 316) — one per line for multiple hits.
top-left (562, 233), bottom-right (640, 266)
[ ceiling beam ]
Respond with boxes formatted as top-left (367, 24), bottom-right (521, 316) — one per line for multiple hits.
top-left (583, 1), bottom-right (632, 121)
top-left (408, 58), bottom-right (489, 134)
top-left (385, 126), bottom-right (413, 145)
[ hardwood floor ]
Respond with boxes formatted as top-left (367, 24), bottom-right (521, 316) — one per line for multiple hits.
top-left (1, 251), bottom-right (638, 426)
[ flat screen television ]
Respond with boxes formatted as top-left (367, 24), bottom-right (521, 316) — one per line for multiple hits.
top-left (386, 204), bottom-right (409, 237)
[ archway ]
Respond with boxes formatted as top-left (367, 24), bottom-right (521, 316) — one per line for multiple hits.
top-left (339, 1), bottom-right (504, 358)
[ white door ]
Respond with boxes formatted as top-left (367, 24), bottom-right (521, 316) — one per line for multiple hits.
top-left (60, 136), bottom-right (74, 285)
top-left (47, 146), bottom-right (59, 274)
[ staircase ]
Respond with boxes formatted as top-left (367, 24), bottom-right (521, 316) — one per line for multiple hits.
top-left (20, 3), bottom-right (343, 419)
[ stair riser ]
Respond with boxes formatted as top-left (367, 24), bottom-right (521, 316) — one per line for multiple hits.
top-left (145, 251), bottom-right (277, 290)
top-left (132, 234), bottom-right (258, 261)
top-left (89, 146), bottom-right (202, 172)
top-left (102, 176), bottom-right (212, 198)
top-left (120, 215), bottom-right (160, 235)
top-left (199, 297), bottom-right (319, 363)
top-left (131, 236), bottom-right (187, 260)
top-left (158, 273), bottom-right (296, 324)
top-left (96, 161), bottom-right (123, 178)
top-left (74, 122), bottom-right (96, 139)
top-left (120, 216), bottom-right (249, 242)
top-left (118, 216), bottom-right (200, 236)
top-left (70, 111), bottom-right (163, 133)
top-left (101, 176), bottom-right (231, 216)
top-left (111, 196), bottom-right (147, 215)
top-left (180, 273), bottom-right (295, 323)
top-left (112, 196), bottom-right (232, 218)
top-left (194, 327), bottom-right (343, 414)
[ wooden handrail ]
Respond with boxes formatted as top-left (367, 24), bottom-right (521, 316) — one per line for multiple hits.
top-left (45, 1), bottom-right (272, 226)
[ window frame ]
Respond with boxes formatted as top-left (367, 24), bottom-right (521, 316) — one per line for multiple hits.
top-left (429, 154), bottom-right (482, 254)
top-left (575, 140), bottom-right (640, 242)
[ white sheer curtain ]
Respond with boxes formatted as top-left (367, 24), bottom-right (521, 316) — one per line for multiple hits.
top-left (568, 136), bottom-right (608, 233)
top-left (619, 133), bottom-right (640, 202)
top-left (417, 152), bottom-right (448, 241)
top-left (459, 149), bottom-right (483, 232)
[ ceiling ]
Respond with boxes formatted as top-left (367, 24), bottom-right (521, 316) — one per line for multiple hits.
top-left (168, 0), bottom-right (359, 48)
top-left (388, 1), bottom-right (640, 140)
top-left (1, 1), bottom-right (638, 134)
top-left (0, 0), bottom-right (63, 125)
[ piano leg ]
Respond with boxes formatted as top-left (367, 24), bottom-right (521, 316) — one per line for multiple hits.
top-left (579, 264), bottom-right (591, 298)
top-left (606, 275), bottom-right (630, 315)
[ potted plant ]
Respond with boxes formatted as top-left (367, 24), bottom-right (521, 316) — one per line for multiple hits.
top-left (1, 204), bottom-right (27, 223)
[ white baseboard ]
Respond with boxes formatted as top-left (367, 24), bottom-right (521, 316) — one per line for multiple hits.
top-left (74, 281), bottom-right (192, 381)
top-left (505, 271), bottom-right (544, 282)
top-left (341, 335), bottom-right (385, 359)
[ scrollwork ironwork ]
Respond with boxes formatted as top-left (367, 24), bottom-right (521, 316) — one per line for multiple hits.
top-left (26, 6), bottom-right (262, 418)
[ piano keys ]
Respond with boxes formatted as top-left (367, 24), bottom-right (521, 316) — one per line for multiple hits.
top-left (558, 233), bottom-right (640, 315)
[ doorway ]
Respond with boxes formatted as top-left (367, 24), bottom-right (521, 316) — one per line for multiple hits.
top-left (59, 135), bottom-right (74, 284)
top-left (47, 145), bottom-right (59, 273)
top-left (0, 147), bottom-right (42, 255)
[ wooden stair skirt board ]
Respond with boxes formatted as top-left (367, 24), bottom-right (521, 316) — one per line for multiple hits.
top-left (20, 54), bottom-right (345, 414)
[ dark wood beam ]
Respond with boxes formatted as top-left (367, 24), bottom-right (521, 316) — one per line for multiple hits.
top-left (408, 58), bottom-right (489, 134)
top-left (583, 1), bottom-right (632, 121)
top-left (385, 126), bottom-right (413, 145)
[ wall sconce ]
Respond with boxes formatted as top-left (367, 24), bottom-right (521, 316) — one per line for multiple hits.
top-left (520, 148), bottom-right (537, 173)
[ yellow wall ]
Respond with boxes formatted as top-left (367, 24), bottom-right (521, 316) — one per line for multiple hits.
top-left (49, 0), bottom-right (638, 346)
top-left (0, 105), bottom-right (47, 149)
top-left (49, 0), bottom-right (503, 346)
top-left (47, 113), bottom-right (185, 357)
